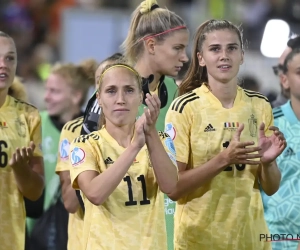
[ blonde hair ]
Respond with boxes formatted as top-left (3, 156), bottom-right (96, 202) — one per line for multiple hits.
top-left (97, 62), bottom-right (142, 128)
top-left (51, 59), bottom-right (98, 105)
top-left (98, 62), bottom-right (142, 91)
top-left (121, 0), bottom-right (187, 64)
top-left (8, 76), bottom-right (27, 101)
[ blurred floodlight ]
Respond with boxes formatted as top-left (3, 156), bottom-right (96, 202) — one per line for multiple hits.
top-left (260, 19), bottom-right (290, 58)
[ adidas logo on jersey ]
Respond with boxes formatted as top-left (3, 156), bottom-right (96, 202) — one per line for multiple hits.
top-left (104, 157), bottom-right (114, 164)
top-left (204, 124), bottom-right (216, 132)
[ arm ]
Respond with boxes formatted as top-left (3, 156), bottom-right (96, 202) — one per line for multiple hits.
top-left (257, 161), bottom-right (281, 196)
top-left (168, 155), bottom-right (228, 201)
top-left (59, 171), bottom-right (79, 213)
top-left (11, 152), bottom-right (44, 201)
top-left (71, 121), bottom-right (145, 206)
top-left (166, 123), bottom-right (261, 201)
top-left (76, 144), bottom-right (141, 206)
top-left (145, 131), bottom-right (178, 194)
top-left (56, 120), bottom-right (82, 213)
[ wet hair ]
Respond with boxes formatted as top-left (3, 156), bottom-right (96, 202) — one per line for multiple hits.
top-left (50, 59), bottom-right (98, 106)
top-left (179, 19), bottom-right (243, 95)
top-left (283, 48), bottom-right (300, 74)
top-left (121, 0), bottom-right (187, 64)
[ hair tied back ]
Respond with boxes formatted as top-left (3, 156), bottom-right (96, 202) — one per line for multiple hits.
top-left (151, 4), bottom-right (159, 11)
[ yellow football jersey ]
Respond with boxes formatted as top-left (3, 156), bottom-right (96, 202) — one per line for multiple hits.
top-left (165, 85), bottom-right (273, 250)
top-left (56, 116), bottom-right (84, 250)
top-left (0, 95), bottom-right (42, 250)
top-left (69, 128), bottom-right (177, 250)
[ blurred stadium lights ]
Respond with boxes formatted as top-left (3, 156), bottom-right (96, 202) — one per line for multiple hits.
top-left (260, 19), bottom-right (290, 58)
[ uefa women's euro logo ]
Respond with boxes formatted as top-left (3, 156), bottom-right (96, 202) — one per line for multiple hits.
top-left (71, 147), bottom-right (86, 167)
top-left (59, 139), bottom-right (70, 161)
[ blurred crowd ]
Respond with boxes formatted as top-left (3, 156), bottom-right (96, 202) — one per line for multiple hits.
top-left (0, 0), bottom-right (299, 110)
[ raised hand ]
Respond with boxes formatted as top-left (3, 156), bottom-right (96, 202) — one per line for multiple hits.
top-left (143, 93), bottom-right (161, 135)
top-left (258, 122), bottom-right (286, 165)
top-left (9, 141), bottom-right (35, 168)
top-left (132, 116), bottom-right (146, 149)
top-left (223, 124), bottom-right (262, 166)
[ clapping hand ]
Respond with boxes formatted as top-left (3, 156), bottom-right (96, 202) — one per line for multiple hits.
top-left (9, 141), bottom-right (35, 168)
top-left (258, 123), bottom-right (286, 165)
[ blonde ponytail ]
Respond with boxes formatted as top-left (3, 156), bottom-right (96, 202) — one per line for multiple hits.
top-left (140, 0), bottom-right (158, 14)
top-left (121, 0), bottom-right (187, 64)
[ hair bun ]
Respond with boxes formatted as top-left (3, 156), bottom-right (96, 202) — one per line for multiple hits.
top-left (140, 0), bottom-right (158, 14)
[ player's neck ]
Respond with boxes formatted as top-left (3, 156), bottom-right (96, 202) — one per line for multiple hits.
top-left (290, 96), bottom-right (300, 120)
top-left (135, 60), bottom-right (161, 92)
top-left (105, 121), bottom-right (135, 148)
top-left (0, 89), bottom-right (8, 108)
top-left (208, 78), bottom-right (237, 109)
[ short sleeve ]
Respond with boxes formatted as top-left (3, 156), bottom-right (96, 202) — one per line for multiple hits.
top-left (28, 110), bottom-right (43, 157)
top-left (263, 101), bottom-right (274, 137)
top-left (56, 126), bottom-right (73, 173)
top-left (69, 135), bottom-right (99, 189)
top-left (165, 99), bottom-right (191, 164)
top-left (158, 131), bottom-right (177, 169)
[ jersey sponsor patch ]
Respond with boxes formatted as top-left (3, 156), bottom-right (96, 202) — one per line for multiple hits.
top-left (71, 147), bottom-right (86, 166)
top-left (165, 137), bottom-right (176, 156)
top-left (59, 139), bottom-right (70, 160)
top-left (165, 123), bottom-right (176, 140)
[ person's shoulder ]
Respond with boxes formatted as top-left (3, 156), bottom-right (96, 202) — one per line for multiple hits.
top-left (9, 96), bottom-right (38, 112)
top-left (272, 106), bottom-right (284, 120)
top-left (62, 116), bottom-right (84, 132)
top-left (73, 131), bottom-right (101, 144)
top-left (169, 90), bottom-right (200, 114)
top-left (241, 88), bottom-right (270, 103)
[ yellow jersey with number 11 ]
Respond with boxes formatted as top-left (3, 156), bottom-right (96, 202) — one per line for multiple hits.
top-left (69, 128), bottom-right (177, 250)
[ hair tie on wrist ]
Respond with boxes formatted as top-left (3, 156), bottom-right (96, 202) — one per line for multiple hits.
top-left (151, 4), bottom-right (159, 11)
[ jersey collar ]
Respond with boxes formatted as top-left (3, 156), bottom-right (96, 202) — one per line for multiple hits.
top-left (200, 84), bottom-right (242, 108)
top-left (142, 75), bottom-right (167, 108)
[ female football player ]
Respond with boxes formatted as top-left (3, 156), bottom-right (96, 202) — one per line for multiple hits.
top-left (69, 62), bottom-right (178, 250)
top-left (165, 19), bottom-right (286, 250)
top-left (121, 1), bottom-right (189, 246)
top-left (262, 48), bottom-right (300, 250)
top-left (56, 53), bottom-right (122, 250)
top-left (0, 31), bottom-right (44, 250)
top-left (121, 0), bottom-right (189, 131)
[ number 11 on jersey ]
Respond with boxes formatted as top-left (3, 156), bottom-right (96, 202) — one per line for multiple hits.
top-left (123, 175), bottom-right (151, 206)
